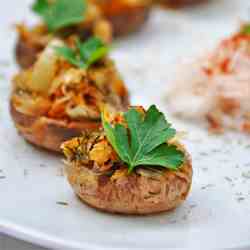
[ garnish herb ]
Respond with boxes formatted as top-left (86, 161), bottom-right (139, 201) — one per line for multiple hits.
top-left (54, 37), bottom-right (109, 69)
top-left (102, 105), bottom-right (185, 173)
top-left (32, 0), bottom-right (86, 32)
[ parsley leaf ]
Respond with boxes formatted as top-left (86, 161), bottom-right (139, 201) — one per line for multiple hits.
top-left (54, 37), bottom-right (109, 69)
top-left (103, 119), bottom-right (131, 164)
top-left (32, 0), bottom-right (49, 15)
top-left (102, 105), bottom-right (185, 173)
top-left (77, 38), bottom-right (110, 68)
top-left (54, 46), bottom-right (85, 68)
top-left (32, 0), bottom-right (86, 32)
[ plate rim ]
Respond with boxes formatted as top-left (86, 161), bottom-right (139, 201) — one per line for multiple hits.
top-left (1, 217), bottom-right (250, 250)
top-left (0, 218), bottom-right (101, 250)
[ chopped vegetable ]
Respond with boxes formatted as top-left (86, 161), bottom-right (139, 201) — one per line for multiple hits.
top-left (102, 105), bottom-right (185, 173)
top-left (55, 37), bottom-right (109, 69)
top-left (29, 39), bottom-right (63, 94)
top-left (32, 0), bottom-right (87, 32)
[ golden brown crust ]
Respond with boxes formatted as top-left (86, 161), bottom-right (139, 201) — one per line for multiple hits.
top-left (10, 99), bottom-right (101, 152)
top-left (65, 156), bottom-right (192, 215)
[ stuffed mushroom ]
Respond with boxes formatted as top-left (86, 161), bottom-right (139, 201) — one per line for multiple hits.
top-left (16, 0), bottom-right (112, 69)
top-left (62, 105), bottom-right (192, 215)
top-left (10, 38), bottom-right (129, 152)
top-left (16, 0), bottom-right (152, 69)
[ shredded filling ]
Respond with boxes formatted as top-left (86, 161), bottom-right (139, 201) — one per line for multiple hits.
top-left (12, 40), bottom-right (128, 122)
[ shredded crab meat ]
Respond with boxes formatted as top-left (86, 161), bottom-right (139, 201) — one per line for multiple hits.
top-left (167, 29), bottom-right (250, 133)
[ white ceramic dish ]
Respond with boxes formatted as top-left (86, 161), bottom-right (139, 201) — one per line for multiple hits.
top-left (0, 0), bottom-right (250, 249)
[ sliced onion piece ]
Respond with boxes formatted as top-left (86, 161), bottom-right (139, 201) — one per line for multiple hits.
top-left (28, 39), bottom-right (64, 95)
top-left (66, 105), bottom-right (100, 120)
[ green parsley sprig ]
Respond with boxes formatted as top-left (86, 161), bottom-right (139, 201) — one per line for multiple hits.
top-left (54, 37), bottom-right (109, 69)
top-left (102, 105), bottom-right (185, 173)
top-left (32, 0), bottom-right (86, 32)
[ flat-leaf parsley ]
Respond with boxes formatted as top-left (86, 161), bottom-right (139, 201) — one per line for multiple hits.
top-left (54, 37), bottom-right (109, 69)
top-left (32, 0), bottom-right (86, 32)
top-left (102, 105), bottom-right (185, 173)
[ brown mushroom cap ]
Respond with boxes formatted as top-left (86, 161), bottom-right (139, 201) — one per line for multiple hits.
top-left (10, 100), bottom-right (101, 152)
top-left (93, 0), bottom-right (152, 36)
top-left (65, 157), bottom-right (192, 214)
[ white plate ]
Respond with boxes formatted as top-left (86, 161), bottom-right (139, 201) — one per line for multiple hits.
top-left (0, 0), bottom-right (250, 249)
